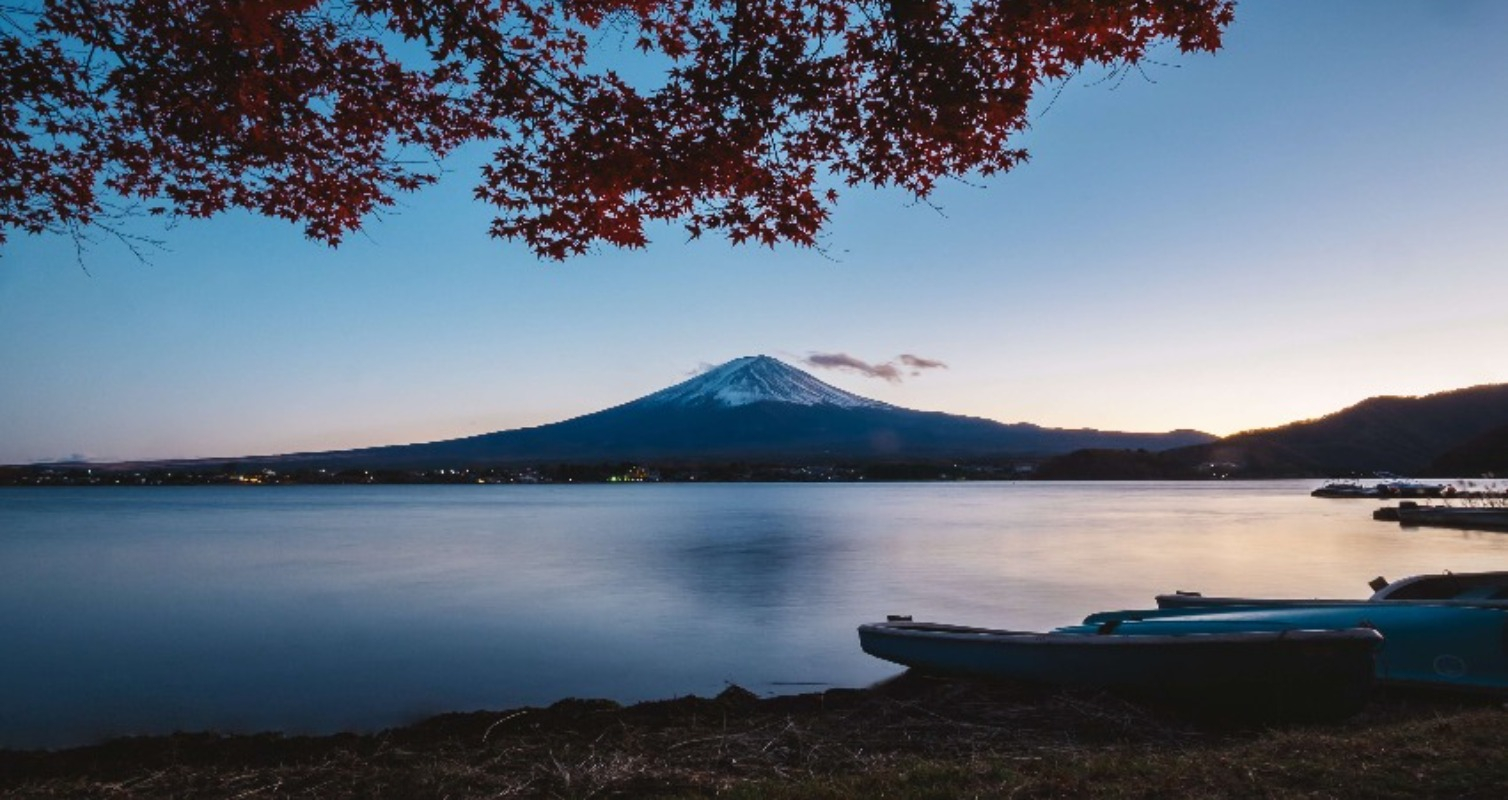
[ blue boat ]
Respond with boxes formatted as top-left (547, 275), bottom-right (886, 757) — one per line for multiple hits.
top-left (1076, 601), bottom-right (1508, 694)
top-left (1157, 570), bottom-right (1508, 609)
top-left (858, 619), bottom-right (1381, 719)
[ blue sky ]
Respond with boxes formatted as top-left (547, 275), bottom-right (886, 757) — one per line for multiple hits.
top-left (4, 1), bottom-right (1507, 464)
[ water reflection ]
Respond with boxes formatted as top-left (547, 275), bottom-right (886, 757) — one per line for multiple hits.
top-left (651, 505), bottom-right (838, 613)
top-left (3, 482), bottom-right (1508, 749)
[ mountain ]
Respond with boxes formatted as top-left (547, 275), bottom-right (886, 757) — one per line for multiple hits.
top-left (238, 356), bottom-right (1214, 469)
top-left (1428, 423), bottom-right (1508, 477)
top-left (634, 355), bottom-right (894, 410)
top-left (1153, 383), bottom-right (1508, 478)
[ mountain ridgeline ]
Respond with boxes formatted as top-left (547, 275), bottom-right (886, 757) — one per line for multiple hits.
top-left (1037, 383), bottom-right (1508, 479)
top-left (244, 356), bottom-right (1214, 470)
top-left (1209, 384), bottom-right (1508, 475)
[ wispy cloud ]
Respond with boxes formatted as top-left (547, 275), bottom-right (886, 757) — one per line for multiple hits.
top-left (803, 352), bottom-right (949, 382)
top-left (805, 353), bottom-right (902, 382)
top-left (898, 354), bottom-right (949, 372)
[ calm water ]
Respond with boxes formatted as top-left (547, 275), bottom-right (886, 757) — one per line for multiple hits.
top-left (5, 481), bottom-right (1508, 749)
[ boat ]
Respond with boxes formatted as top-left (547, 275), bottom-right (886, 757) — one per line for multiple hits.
top-left (1076, 602), bottom-right (1508, 694)
top-left (1369, 570), bottom-right (1508, 600)
top-left (1311, 480), bottom-right (1451, 499)
top-left (1376, 480), bottom-right (1450, 498)
top-left (1392, 505), bottom-right (1508, 532)
top-left (1372, 505), bottom-right (1407, 521)
top-left (858, 618), bottom-right (1382, 719)
top-left (1311, 481), bottom-right (1380, 498)
top-left (1156, 570), bottom-right (1508, 609)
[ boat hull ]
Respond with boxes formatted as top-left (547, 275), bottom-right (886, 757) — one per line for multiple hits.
top-left (858, 621), bottom-right (1381, 719)
top-left (1157, 571), bottom-right (1508, 609)
top-left (1396, 507), bottom-right (1508, 532)
top-left (1081, 603), bottom-right (1508, 694)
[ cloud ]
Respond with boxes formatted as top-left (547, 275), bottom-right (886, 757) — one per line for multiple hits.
top-left (804, 353), bottom-right (902, 382)
top-left (898, 354), bottom-right (949, 371)
top-left (808, 351), bottom-right (947, 382)
top-left (804, 352), bottom-right (949, 382)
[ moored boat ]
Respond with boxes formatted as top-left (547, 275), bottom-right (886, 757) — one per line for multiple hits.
top-left (1105, 595), bottom-right (1508, 693)
top-left (858, 619), bottom-right (1381, 719)
top-left (1157, 570), bottom-right (1508, 609)
top-left (1311, 481), bottom-right (1380, 498)
top-left (1376, 480), bottom-right (1450, 498)
top-left (1310, 480), bottom-right (1451, 499)
top-left (1393, 505), bottom-right (1508, 532)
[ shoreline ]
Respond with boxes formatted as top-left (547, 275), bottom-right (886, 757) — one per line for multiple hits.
top-left (4, 675), bottom-right (1506, 798)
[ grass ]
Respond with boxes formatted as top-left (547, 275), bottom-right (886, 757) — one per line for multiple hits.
top-left (2, 675), bottom-right (1506, 798)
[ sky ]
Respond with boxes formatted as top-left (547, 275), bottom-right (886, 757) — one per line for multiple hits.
top-left (3, 1), bottom-right (1508, 464)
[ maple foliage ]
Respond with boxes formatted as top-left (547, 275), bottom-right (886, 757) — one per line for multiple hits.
top-left (1, 0), bottom-right (1234, 259)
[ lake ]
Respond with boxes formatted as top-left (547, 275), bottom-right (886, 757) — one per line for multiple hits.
top-left (4, 481), bottom-right (1508, 749)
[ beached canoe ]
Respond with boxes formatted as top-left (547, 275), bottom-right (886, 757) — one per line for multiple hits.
top-left (858, 619), bottom-right (1381, 719)
top-left (1157, 570), bottom-right (1508, 610)
top-left (1079, 601), bottom-right (1508, 694)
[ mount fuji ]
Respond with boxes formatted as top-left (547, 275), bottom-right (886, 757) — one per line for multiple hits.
top-left (243, 355), bottom-right (1212, 469)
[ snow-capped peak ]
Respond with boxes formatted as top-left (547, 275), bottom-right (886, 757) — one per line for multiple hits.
top-left (631, 356), bottom-right (892, 410)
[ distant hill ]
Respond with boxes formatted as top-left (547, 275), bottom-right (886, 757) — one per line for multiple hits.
top-left (193, 356), bottom-right (1213, 470)
top-left (1128, 384), bottom-right (1508, 478)
top-left (1429, 423), bottom-right (1508, 477)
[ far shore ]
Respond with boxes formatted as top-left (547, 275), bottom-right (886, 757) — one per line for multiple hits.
top-left (4, 675), bottom-right (1506, 798)
top-left (8, 464), bottom-right (1502, 486)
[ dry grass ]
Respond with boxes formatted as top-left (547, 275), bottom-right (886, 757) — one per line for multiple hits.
top-left (3, 676), bottom-right (1505, 798)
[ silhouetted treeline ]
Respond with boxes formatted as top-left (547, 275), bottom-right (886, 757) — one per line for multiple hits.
top-left (1032, 450), bottom-right (1193, 480)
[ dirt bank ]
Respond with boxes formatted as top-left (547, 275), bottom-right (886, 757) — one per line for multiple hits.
top-left (3, 674), bottom-right (1506, 798)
